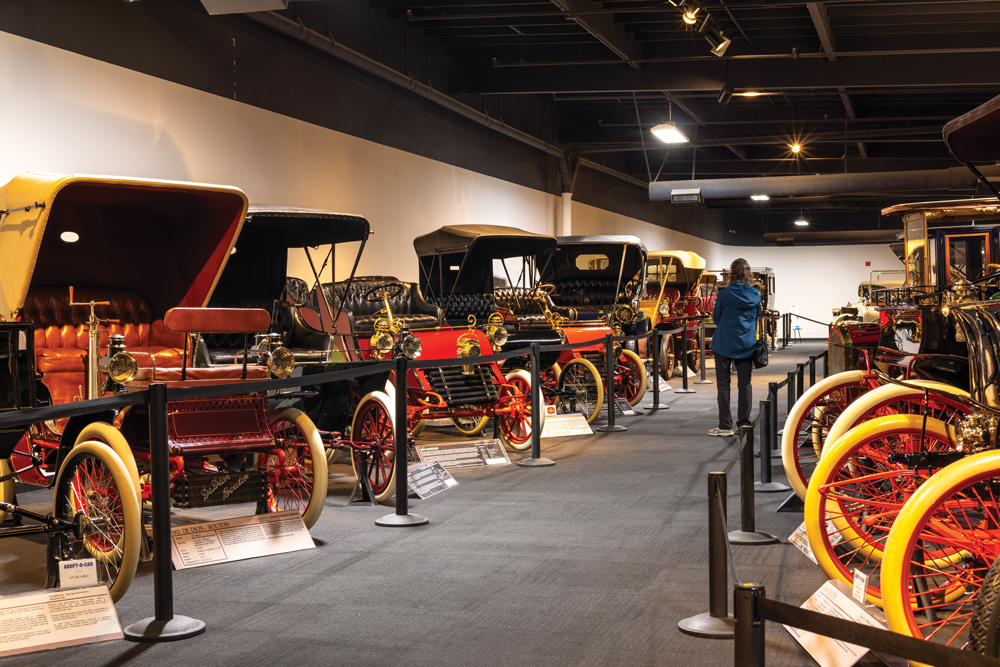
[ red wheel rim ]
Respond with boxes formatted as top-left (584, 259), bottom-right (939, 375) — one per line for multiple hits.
top-left (497, 380), bottom-right (531, 445)
top-left (788, 379), bottom-right (866, 492)
top-left (613, 354), bottom-right (641, 402)
top-left (262, 419), bottom-right (316, 516)
top-left (352, 399), bottom-right (395, 496)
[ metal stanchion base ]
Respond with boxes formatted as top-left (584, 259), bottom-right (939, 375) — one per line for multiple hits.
top-left (754, 481), bottom-right (790, 493)
top-left (674, 388), bottom-right (696, 394)
top-left (643, 402), bottom-right (669, 409)
top-left (124, 616), bottom-right (206, 642)
top-left (677, 612), bottom-right (735, 638)
top-left (375, 513), bottom-right (429, 527)
top-left (517, 457), bottom-right (555, 467)
top-left (776, 493), bottom-right (805, 513)
top-left (728, 530), bottom-right (779, 545)
top-left (596, 424), bottom-right (627, 432)
top-left (693, 379), bottom-right (713, 385)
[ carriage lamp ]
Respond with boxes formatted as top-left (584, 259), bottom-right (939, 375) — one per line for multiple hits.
top-left (105, 352), bottom-right (139, 387)
top-left (269, 347), bottom-right (295, 378)
top-left (401, 334), bottom-right (422, 360)
top-left (486, 313), bottom-right (508, 351)
top-left (614, 304), bottom-right (635, 323)
top-left (658, 303), bottom-right (670, 317)
top-left (457, 333), bottom-right (481, 376)
top-left (612, 323), bottom-right (624, 358)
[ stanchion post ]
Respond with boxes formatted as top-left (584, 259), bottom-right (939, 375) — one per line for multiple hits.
top-left (124, 383), bottom-right (205, 642)
top-left (597, 333), bottom-right (626, 432)
top-left (786, 371), bottom-right (796, 414)
top-left (809, 356), bottom-right (816, 388)
top-left (377, 355), bottom-right (428, 527)
top-left (768, 384), bottom-right (780, 455)
top-left (796, 364), bottom-right (804, 399)
top-left (823, 352), bottom-right (829, 378)
top-left (518, 343), bottom-right (555, 467)
top-left (675, 321), bottom-right (695, 394)
top-left (757, 395), bottom-right (789, 492)
top-left (694, 320), bottom-right (712, 385)
top-left (678, 472), bottom-right (735, 638)
top-left (734, 584), bottom-right (766, 667)
top-left (644, 328), bottom-right (668, 409)
top-left (731, 426), bottom-right (779, 544)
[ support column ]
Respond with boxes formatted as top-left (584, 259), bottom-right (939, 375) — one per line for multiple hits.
top-left (560, 192), bottom-right (573, 237)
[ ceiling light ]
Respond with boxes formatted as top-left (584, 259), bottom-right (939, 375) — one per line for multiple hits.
top-left (790, 143), bottom-right (801, 153)
top-left (683, 9), bottom-right (698, 24)
top-left (701, 26), bottom-right (730, 57)
top-left (794, 218), bottom-right (809, 226)
top-left (651, 122), bottom-right (689, 143)
top-left (717, 82), bottom-right (734, 105)
top-left (60, 231), bottom-right (80, 243)
top-left (738, 92), bottom-right (763, 97)
top-left (751, 195), bottom-right (770, 201)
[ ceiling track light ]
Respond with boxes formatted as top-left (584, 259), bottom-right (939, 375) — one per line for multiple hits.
top-left (702, 27), bottom-right (731, 57)
top-left (717, 81), bottom-right (733, 105)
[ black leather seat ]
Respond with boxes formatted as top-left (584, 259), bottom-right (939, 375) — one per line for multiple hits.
top-left (550, 278), bottom-right (620, 308)
top-left (203, 298), bottom-right (332, 364)
top-left (492, 289), bottom-right (576, 326)
top-left (426, 292), bottom-right (497, 325)
top-left (323, 276), bottom-right (443, 339)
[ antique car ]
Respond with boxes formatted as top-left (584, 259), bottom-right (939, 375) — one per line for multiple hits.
top-left (638, 250), bottom-right (707, 379)
top-left (414, 225), bottom-right (567, 430)
top-left (535, 235), bottom-right (650, 416)
top-left (203, 206), bottom-right (393, 451)
top-left (0, 172), bottom-right (329, 562)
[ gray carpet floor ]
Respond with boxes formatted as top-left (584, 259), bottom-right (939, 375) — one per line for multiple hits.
top-left (0, 342), bottom-right (875, 667)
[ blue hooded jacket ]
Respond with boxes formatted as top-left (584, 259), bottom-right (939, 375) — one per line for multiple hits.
top-left (710, 283), bottom-right (761, 359)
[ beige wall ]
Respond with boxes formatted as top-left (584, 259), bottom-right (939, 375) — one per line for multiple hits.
top-left (0, 30), bottom-right (896, 337)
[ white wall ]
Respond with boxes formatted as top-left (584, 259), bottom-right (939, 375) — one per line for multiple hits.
top-left (0, 30), bottom-right (898, 336)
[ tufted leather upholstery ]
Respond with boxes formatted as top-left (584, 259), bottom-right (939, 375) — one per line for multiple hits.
top-left (285, 277), bottom-right (318, 310)
top-left (548, 279), bottom-right (621, 309)
top-left (426, 293), bottom-right (497, 324)
top-left (492, 289), bottom-right (576, 326)
top-left (203, 298), bottom-right (332, 365)
top-left (323, 276), bottom-right (443, 338)
top-left (22, 287), bottom-right (187, 373)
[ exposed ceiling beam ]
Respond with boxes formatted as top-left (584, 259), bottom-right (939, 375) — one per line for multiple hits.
top-left (549, 0), bottom-right (643, 71)
top-left (451, 51), bottom-right (1000, 94)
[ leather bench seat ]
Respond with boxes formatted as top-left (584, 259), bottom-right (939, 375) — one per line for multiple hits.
top-left (549, 279), bottom-right (620, 308)
top-left (204, 298), bottom-right (333, 365)
top-left (36, 346), bottom-right (186, 373)
top-left (426, 292), bottom-right (496, 323)
top-left (324, 276), bottom-right (443, 339)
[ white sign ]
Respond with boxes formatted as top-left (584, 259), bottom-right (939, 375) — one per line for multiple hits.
top-left (170, 510), bottom-right (315, 570)
top-left (408, 461), bottom-right (458, 499)
top-left (658, 379), bottom-right (671, 393)
top-left (0, 585), bottom-right (122, 657)
top-left (789, 519), bottom-right (844, 565)
top-left (413, 440), bottom-right (510, 469)
top-left (783, 580), bottom-right (887, 667)
top-left (58, 559), bottom-right (98, 588)
top-left (852, 569), bottom-right (869, 606)
top-left (541, 413), bottom-right (593, 438)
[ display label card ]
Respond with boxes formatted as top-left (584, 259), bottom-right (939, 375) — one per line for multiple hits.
top-left (0, 585), bottom-right (122, 657)
top-left (541, 413), bottom-right (593, 438)
top-left (598, 398), bottom-right (635, 419)
top-left (170, 510), bottom-right (314, 570)
top-left (852, 569), bottom-right (869, 606)
top-left (658, 379), bottom-right (671, 393)
top-left (789, 519), bottom-right (844, 565)
top-left (58, 559), bottom-right (98, 588)
top-left (783, 580), bottom-right (887, 667)
top-left (408, 461), bottom-right (458, 499)
top-left (413, 440), bottom-right (510, 469)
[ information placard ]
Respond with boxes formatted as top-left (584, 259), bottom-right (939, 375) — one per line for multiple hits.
top-left (170, 510), bottom-right (315, 570)
top-left (0, 585), bottom-right (122, 657)
top-left (598, 398), bottom-right (635, 418)
top-left (783, 580), bottom-right (887, 667)
top-left (413, 439), bottom-right (511, 469)
top-left (789, 519), bottom-right (844, 565)
top-left (408, 461), bottom-right (458, 499)
top-left (541, 413), bottom-right (593, 438)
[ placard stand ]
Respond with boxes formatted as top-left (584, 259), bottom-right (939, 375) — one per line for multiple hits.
top-left (347, 448), bottom-right (379, 506)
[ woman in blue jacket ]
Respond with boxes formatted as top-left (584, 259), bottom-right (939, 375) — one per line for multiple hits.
top-left (709, 258), bottom-right (761, 437)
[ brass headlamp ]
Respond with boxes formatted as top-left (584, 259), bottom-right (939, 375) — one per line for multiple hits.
top-left (486, 313), bottom-right (508, 351)
top-left (370, 318), bottom-right (396, 360)
top-left (956, 412), bottom-right (998, 454)
top-left (268, 347), bottom-right (295, 378)
top-left (614, 304), bottom-right (636, 324)
top-left (100, 334), bottom-right (138, 391)
top-left (612, 323), bottom-right (624, 359)
top-left (457, 332), bottom-right (481, 376)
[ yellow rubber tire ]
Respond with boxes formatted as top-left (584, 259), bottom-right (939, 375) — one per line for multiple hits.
top-left (557, 357), bottom-right (604, 424)
top-left (782, 370), bottom-right (867, 500)
top-left (74, 422), bottom-right (141, 505)
top-left (53, 441), bottom-right (141, 602)
top-left (264, 408), bottom-right (328, 530)
top-left (805, 414), bottom-right (956, 608)
top-left (882, 449), bottom-right (1000, 665)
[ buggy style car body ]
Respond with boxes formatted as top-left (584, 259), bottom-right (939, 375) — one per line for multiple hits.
top-left (205, 206), bottom-right (392, 441)
top-left (0, 173), bottom-right (330, 604)
top-left (638, 250), bottom-right (708, 379)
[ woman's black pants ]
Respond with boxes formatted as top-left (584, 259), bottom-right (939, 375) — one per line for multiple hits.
top-left (714, 354), bottom-right (753, 430)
